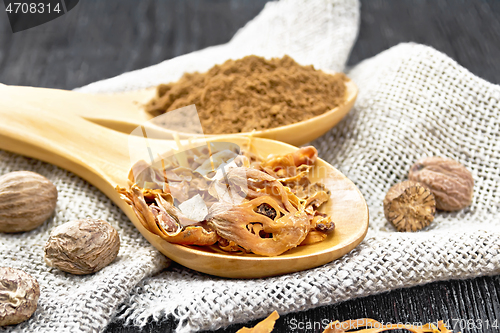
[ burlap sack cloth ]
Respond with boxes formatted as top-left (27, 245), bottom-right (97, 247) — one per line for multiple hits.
top-left (1, 0), bottom-right (499, 331)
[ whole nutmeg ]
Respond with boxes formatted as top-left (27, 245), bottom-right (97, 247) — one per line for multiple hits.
top-left (409, 157), bottom-right (474, 211)
top-left (383, 180), bottom-right (436, 232)
top-left (44, 218), bottom-right (120, 275)
top-left (0, 171), bottom-right (58, 233)
top-left (0, 267), bottom-right (40, 326)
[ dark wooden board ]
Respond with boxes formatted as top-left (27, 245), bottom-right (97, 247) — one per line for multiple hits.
top-left (106, 274), bottom-right (500, 333)
top-left (0, 0), bottom-right (270, 89)
top-left (1, 0), bottom-right (500, 332)
top-left (349, 0), bottom-right (500, 85)
top-left (1, 0), bottom-right (499, 87)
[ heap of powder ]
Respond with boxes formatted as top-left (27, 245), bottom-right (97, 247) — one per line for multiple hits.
top-left (145, 55), bottom-right (347, 134)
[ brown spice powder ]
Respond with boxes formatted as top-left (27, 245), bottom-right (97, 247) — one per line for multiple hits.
top-left (145, 55), bottom-right (347, 134)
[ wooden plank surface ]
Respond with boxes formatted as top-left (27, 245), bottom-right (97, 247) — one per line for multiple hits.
top-left (1, 0), bottom-right (500, 332)
top-left (0, 0), bottom-right (270, 89)
top-left (106, 274), bottom-right (500, 333)
top-left (348, 0), bottom-right (500, 85)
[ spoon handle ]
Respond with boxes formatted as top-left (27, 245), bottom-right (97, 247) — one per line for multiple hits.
top-left (0, 85), bottom-right (369, 279)
top-left (0, 84), bottom-right (132, 195)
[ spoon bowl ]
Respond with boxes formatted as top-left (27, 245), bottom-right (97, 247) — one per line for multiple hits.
top-left (90, 78), bottom-right (358, 146)
top-left (131, 136), bottom-right (369, 278)
top-left (0, 84), bottom-right (367, 278)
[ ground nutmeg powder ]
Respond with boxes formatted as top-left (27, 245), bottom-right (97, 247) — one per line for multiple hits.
top-left (145, 55), bottom-right (347, 134)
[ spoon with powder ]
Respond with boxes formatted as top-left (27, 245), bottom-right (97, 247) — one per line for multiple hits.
top-left (0, 78), bottom-right (356, 147)
top-left (0, 55), bottom-right (357, 146)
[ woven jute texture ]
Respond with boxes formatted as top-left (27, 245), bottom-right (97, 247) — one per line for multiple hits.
top-left (106, 43), bottom-right (500, 332)
top-left (1, 0), bottom-right (500, 332)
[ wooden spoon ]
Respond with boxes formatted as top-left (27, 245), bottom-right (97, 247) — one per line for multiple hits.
top-left (1, 77), bottom-right (357, 147)
top-left (0, 84), bottom-right (368, 278)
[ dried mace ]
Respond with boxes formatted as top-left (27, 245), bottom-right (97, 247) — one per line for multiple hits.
top-left (383, 180), bottom-right (436, 232)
